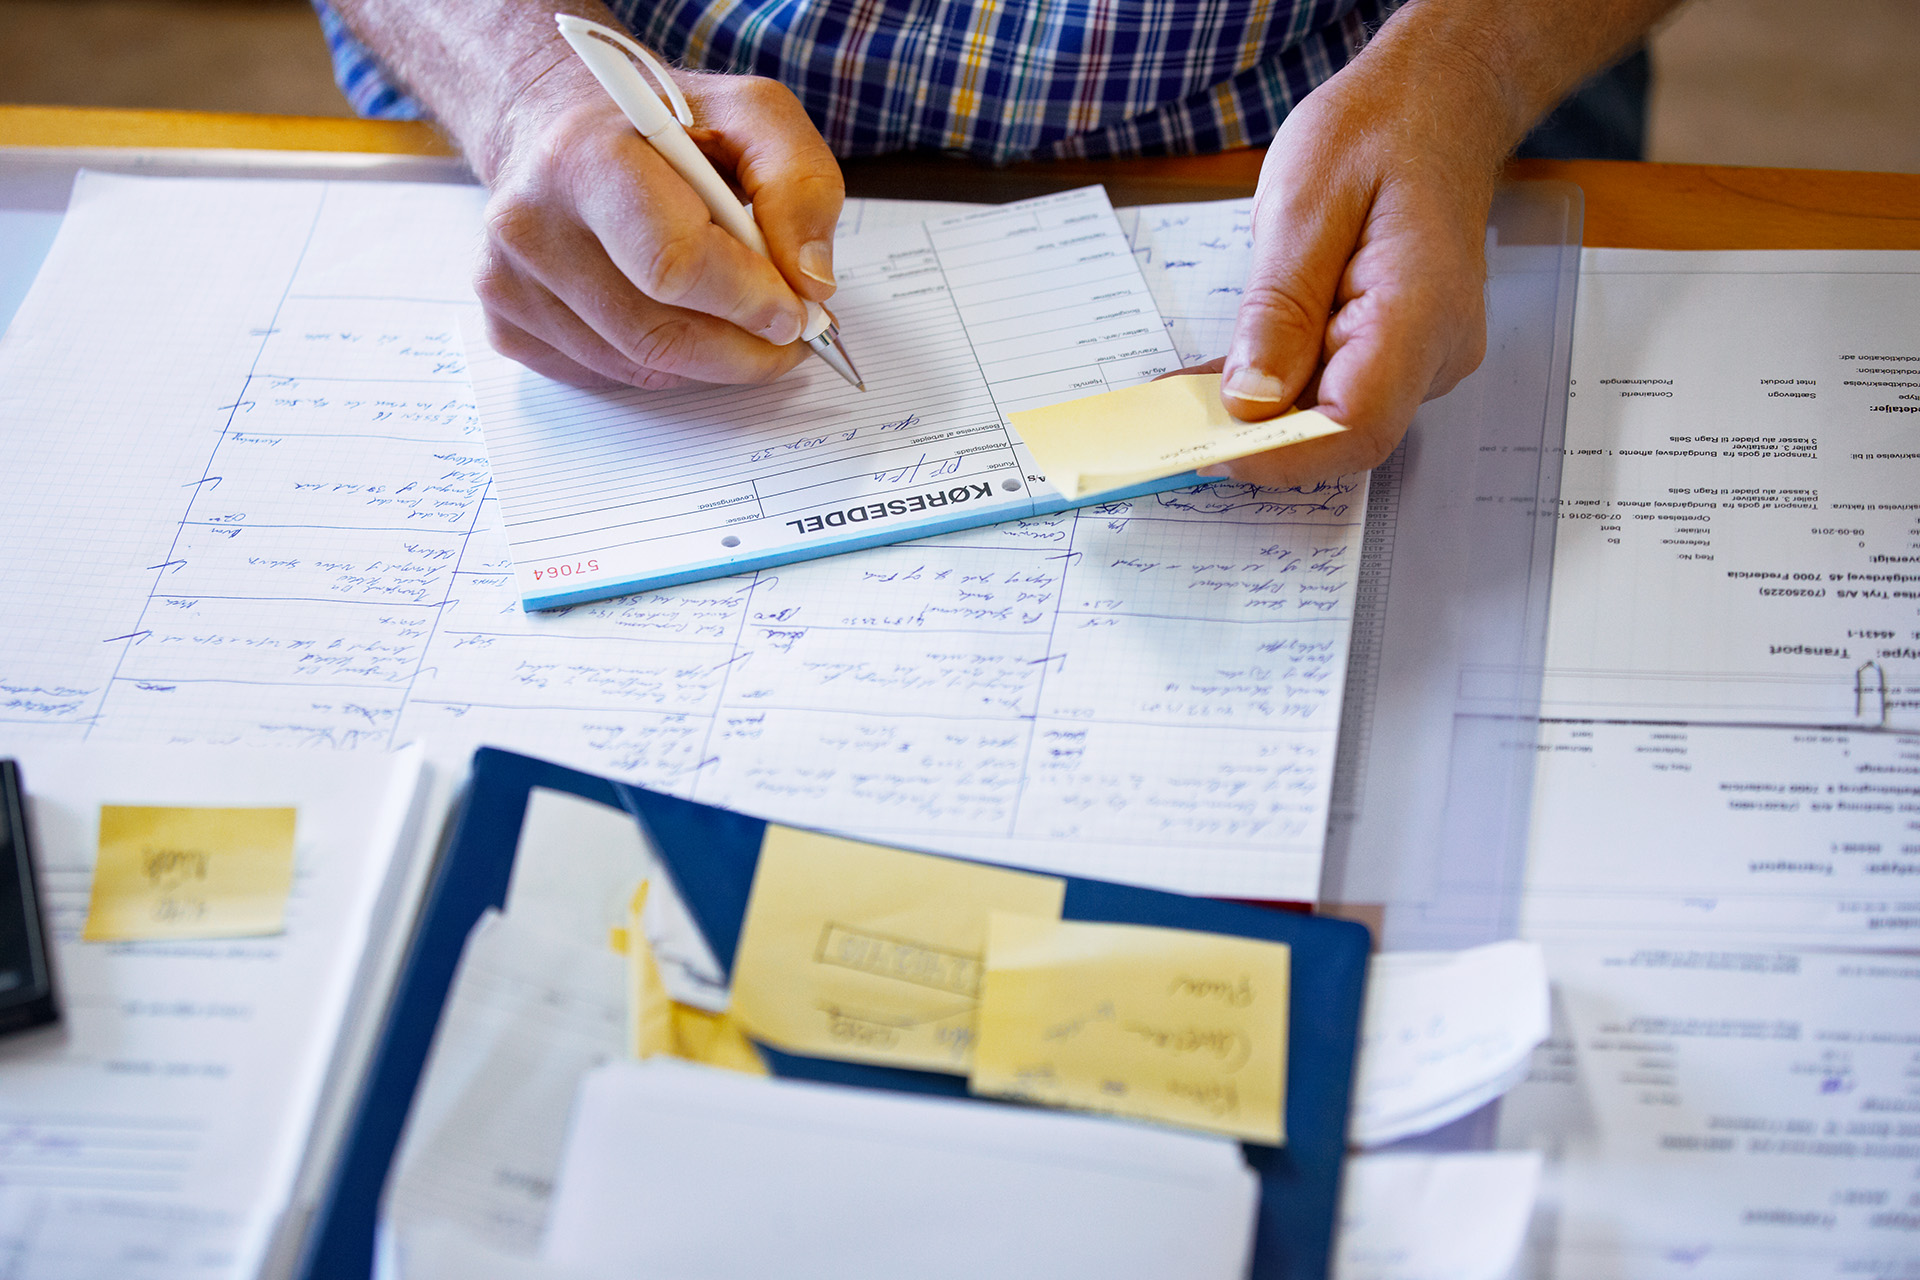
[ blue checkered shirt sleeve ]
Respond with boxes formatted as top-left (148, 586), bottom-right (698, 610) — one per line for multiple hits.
top-left (310, 0), bottom-right (1395, 163)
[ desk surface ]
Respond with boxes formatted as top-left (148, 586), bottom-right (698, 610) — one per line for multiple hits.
top-left (5, 104), bottom-right (1920, 250)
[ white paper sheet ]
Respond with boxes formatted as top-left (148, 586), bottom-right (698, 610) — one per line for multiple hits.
top-left (1511, 249), bottom-right (1920, 1278)
top-left (388, 1221), bottom-right (592, 1280)
top-left (505, 787), bottom-right (725, 1008)
top-left (1525, 720), bottom-right (1920, 943)
top-left (471, 187), bottom-right (1182, 606)
top-left (1542, 249), bottom-right (1920, 730)
top-left (0, 744), bottom-right (423, 1280)
top-left (542, 1059), bottom-right (1260, 1280)
top-left (383, 910), bottom-right (625, 1260)
top-left (0, 173), bottom-right (1363, 901)
top-left (1350, 942), bottom-right (1550, 1147)
top-left (1335, 1152), bottom-right (1542, 1280)
top-left (1498, 941), bottom-right (1920, 1279)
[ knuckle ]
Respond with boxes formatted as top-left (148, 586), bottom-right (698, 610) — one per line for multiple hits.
top-left (1349, 432), bottom-right (1399, 473)
top-left (788, 167), bottom-right (846, 212)
top-left (737, 75), bottom-right (799, 113)
top-left (1448, 325), bottom-right (1489, 388)
top-left (1238, 281), bottom-right (1325, 348)
top-left (628, 365), bottom-right (690, 393)
top-left (484, 315), bottom-right (543, 363)
top-left (635, 233), bottom-right (709, 305)
top-left (622, 316), bottom-right (702, 377)
top-left (472, 252), bottom-right (519, 311)
top-left (483, 197), bottom-right (551, 264)
top-left (747, 344), bottom-right (808, 384)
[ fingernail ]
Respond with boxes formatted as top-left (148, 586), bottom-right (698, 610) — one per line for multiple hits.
top-left (1196, 464), bottom-right (1229, 478)
top-left (761, 306), bottom-right (805, 346)
top-left (1222, 368), bottom-right (1288, 403)
top-left (798, 240), bottom-right (835, 287)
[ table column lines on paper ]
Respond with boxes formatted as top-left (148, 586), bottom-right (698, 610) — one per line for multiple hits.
top-left (83, 192), bottom-right (335, 743)
top-left (0, 176), bottom-right (1363, 900)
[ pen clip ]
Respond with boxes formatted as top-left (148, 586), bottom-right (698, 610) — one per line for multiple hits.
top-left (554, 14), bottom-right (694, 131)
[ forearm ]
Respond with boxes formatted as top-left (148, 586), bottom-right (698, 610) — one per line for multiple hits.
top-left (327, 0), bottom-right (621, 179)
top-left (1359, 0), bottom-right (1682, 157)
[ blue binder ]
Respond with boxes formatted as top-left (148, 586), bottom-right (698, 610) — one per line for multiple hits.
top-left (303, 746), bottom-right (1370, 1280)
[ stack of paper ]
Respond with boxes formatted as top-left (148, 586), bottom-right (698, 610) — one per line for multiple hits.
top-left (0, 744), bottom-right (426, 1279)
top-left (542, 1059), bottom-right (1260, 1280)
top-left (385, 784), bottom-right (732, 1265)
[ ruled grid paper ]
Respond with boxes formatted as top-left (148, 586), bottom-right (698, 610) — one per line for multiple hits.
top-left (470, 187), bottom-right (1180, 607)
top-left (0, 174), bottom-right (1362, 902)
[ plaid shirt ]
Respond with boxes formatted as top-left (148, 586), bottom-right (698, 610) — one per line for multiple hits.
top-left (316, 0), bottom-right (1393, 165)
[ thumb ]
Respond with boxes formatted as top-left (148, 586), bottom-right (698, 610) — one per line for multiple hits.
top-left (1220, 146), bottom-right (1371, 422)
top-left (692, 76), bottom-right (846, 306)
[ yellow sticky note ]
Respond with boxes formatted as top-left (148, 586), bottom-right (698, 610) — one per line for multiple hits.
top-left (625, 882), bottom-right (677, 1059)
top-left (620, 882), bottom-right (766, 1075)
top-left (1008, 373), bottom-right (1346, 499)
top-left (971, 913), bottom-right (1291, 1144)
top-left (84, 805), bottom-right (297, 942)
top-left (730, 826), bottom-right (1066, 1073)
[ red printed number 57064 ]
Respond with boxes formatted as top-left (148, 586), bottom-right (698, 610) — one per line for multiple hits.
top-left (532, 559), bottom-right (599, 582)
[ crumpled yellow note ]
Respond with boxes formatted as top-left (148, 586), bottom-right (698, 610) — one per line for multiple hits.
top-left (970, 913), bottom-right (1291, 1144)
top-left (616, 882), bottom-right (765, 1076)
top-left (730, 826), bottom-right (1065, 1073)
top-left (84, 805), bottom-right (298, 942)
top-left (1007, 372), bottom-right (1345, 499)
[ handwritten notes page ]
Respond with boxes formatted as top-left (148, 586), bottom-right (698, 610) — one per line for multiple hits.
top-left (0, 174), bottom-right (1362, 901)
top-left (84, 804), bottom-right (297, 941)
top-left (0, 744), bottom-right (423, 1280)
top-left (1010, 373), bottom-right (1345, 499)
top-left (971, 914), bottom-right (1290, 1143)
top-left (469, 186), bottom-right (1182, 607)
top-left (729, 826), bottom-right (1065, 1072)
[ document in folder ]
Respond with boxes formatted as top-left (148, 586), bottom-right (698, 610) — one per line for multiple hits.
top-left (468, 186), bottom-right (1187, 609)
top-left (542, 1059), bottom-right (1261, 1280)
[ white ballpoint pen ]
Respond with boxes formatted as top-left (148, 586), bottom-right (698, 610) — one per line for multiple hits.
top-left (555, 14), bottom-right (865, 390)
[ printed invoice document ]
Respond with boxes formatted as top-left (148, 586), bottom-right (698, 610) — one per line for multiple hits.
top-left (1506, 249), bottom-right (1920, 1280)
top-left (1541, 249), bottom-right (1919, 730)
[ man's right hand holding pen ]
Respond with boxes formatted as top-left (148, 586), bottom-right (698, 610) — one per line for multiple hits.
top-left (339, 1), bottom-right (847, 393)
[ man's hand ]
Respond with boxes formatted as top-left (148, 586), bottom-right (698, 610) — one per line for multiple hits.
top-left (1207, 0), bottom-right (1677, 488)
top-left (332, 1), bottom-right (843, 391)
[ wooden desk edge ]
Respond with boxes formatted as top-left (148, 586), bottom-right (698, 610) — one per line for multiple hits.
top-left (5, 106), bottom-right (1919, 249)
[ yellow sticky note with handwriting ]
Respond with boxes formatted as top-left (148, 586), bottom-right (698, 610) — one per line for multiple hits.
top-left (1008, 373), bottom-right (1345, 499)
top-left (970, 913), bottom-right (1291, 1144)
top-left (84, 805), bottom-right (297, 942)
top-left (730, 826), bottom-right (1066, 1073)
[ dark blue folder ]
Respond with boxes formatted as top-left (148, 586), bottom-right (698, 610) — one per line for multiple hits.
top-left (303, 746), bottom-right (1370, 1280)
